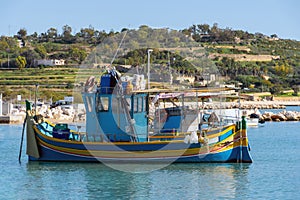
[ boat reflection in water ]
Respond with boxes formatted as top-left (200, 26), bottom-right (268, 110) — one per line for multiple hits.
top-left (25, 162), bottom-right (250, 199)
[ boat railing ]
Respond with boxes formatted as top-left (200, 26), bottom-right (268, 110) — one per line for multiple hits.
top-left (36, 121), bottom-right (83, 141)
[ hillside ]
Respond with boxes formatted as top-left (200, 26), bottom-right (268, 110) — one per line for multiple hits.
top-left (0, 24), bottom-right (299, 102)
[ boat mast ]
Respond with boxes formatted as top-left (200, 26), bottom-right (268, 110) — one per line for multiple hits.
top-left (146, 49), bottom-right (153, 141)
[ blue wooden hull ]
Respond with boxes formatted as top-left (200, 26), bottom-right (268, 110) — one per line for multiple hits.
top-left (27, 121), bottom-right (252, 163)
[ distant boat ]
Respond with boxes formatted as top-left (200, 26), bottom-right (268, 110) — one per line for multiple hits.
top-left (215, 109), bottom-right (265, 127)
top-left (24, 70), bottom-right (252, 163)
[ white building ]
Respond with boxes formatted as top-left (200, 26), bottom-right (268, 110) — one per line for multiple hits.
top-left (35, 59), bottom-right (65, 66)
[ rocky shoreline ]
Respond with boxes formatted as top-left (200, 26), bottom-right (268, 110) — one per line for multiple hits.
top-left (201, 101), bottom-right (300, 122)
top-left (260, 110), bottom-right (300, 122)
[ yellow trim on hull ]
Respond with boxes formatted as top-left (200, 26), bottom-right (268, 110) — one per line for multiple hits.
top-left (34, 123), bottom-right (236, 145)
top-left (35, 131), bottom-right (247, 159)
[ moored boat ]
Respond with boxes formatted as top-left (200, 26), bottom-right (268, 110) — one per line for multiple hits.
top-left (217, 109), bottom-right (265, 127)
top-left (25, 70), bottom-right (252, 163)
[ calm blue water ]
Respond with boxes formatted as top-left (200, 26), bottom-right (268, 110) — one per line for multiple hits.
top-left (1, 109), bottom-right (299, 199)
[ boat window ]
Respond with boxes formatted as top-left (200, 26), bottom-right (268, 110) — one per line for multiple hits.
top-left (86, 96), bottom-right (93, 112)
top-left (97, 97), bottom-right (109, 112)
top-left (138, 97), bottom-right (143, 112)
top-left (143, 96), bottom-right (147, 112)
top-left (133, 97), bottom-right (138, 113)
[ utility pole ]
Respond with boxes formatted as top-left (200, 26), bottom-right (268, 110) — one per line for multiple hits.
top-left (35, 84), bottom-right (38, 116)
top-left (147, 49), bottom-right (153, 90)
top-left (7, 48), bottom-right (10, 68)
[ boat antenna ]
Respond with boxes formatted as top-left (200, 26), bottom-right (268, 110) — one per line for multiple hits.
top-left (108, 30), bottom-right (127, 69)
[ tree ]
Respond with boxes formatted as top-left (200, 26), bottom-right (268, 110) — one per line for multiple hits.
top-left (210, 23), bottom-right (220, 41)
top-left (20, 49), bottom-right (40, 67)
top-left (292, 85), bottom-right (299, 96)
top-left (35, 45), bottom-right (47, 59)
top-left (210, 23), bottom-right (219, 33)
top-left (121, 28), bottom-right (129, 32)
top-left (270, 34), bottom-right (278, 38)
top-left (15, 56), bottom-right (27, 69)
top-left (62, 25), bottom-right (73, 43)
top-left (181, 28), bottom-right (192, 37)
top-left (274, 64), bottom-right (293, 77)
top-left (69, 47), bottom-right (87, 64)
top-left (78, 50), bottom-right (87, 63)
top-left (218, 57), bottom-right (235, 77)
top-left (63, 25), bottom-right (72, 36)
top-left (0, 37), bottom-right (9, 51)
top-left (94, 30), bottom-right (107, 44)
top-left (189, 24), bottom-right (197, 35)
top-left (47, 28), bottom-right (58, 38)
top-left (29, 32), bottom-right (38, 41)
top-left (79, 26), bottom-right (96, 44)
top-left (269, 84), bottom-right (282, 95)
top-left (80, 26), bottom-right (94, 38)
top-left (17, 28), bottom-right (27, 39)
top-left (197, 24), bottom-right (210, 34)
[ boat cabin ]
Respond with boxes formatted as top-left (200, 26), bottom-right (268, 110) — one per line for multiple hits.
top-left (82, 71), bottom-right (148, 142)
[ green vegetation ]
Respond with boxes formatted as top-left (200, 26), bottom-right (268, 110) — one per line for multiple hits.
top-left (15, 56), bottom-right (26, 69)
top-left (0, 24), bottom-right (299, 101)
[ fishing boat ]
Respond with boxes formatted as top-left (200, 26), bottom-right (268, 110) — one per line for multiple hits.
top-left (23, 69), bottom-right (252, 163)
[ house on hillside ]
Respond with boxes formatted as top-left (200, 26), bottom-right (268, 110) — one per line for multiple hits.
top-left (17, 39), bottom-right (25, 48)
top-left (35, 59), bottom-right (65, 66)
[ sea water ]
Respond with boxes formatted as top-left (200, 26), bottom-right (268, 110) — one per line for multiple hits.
top-left (0, 109), bottom-right (299, 199)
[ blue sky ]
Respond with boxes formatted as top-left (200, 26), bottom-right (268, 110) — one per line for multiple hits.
top-left (1, 0), bottom-right (299, 40)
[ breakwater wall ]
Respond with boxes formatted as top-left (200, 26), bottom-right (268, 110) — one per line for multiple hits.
top-left (261, 110), bottom-right (300, 122)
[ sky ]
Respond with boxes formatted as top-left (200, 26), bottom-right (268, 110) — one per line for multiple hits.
top-left (0, 0), bottom-right (299, 40)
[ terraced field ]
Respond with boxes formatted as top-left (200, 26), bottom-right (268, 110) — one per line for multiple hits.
top-left (0, 67), bottom-right (105, 102)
